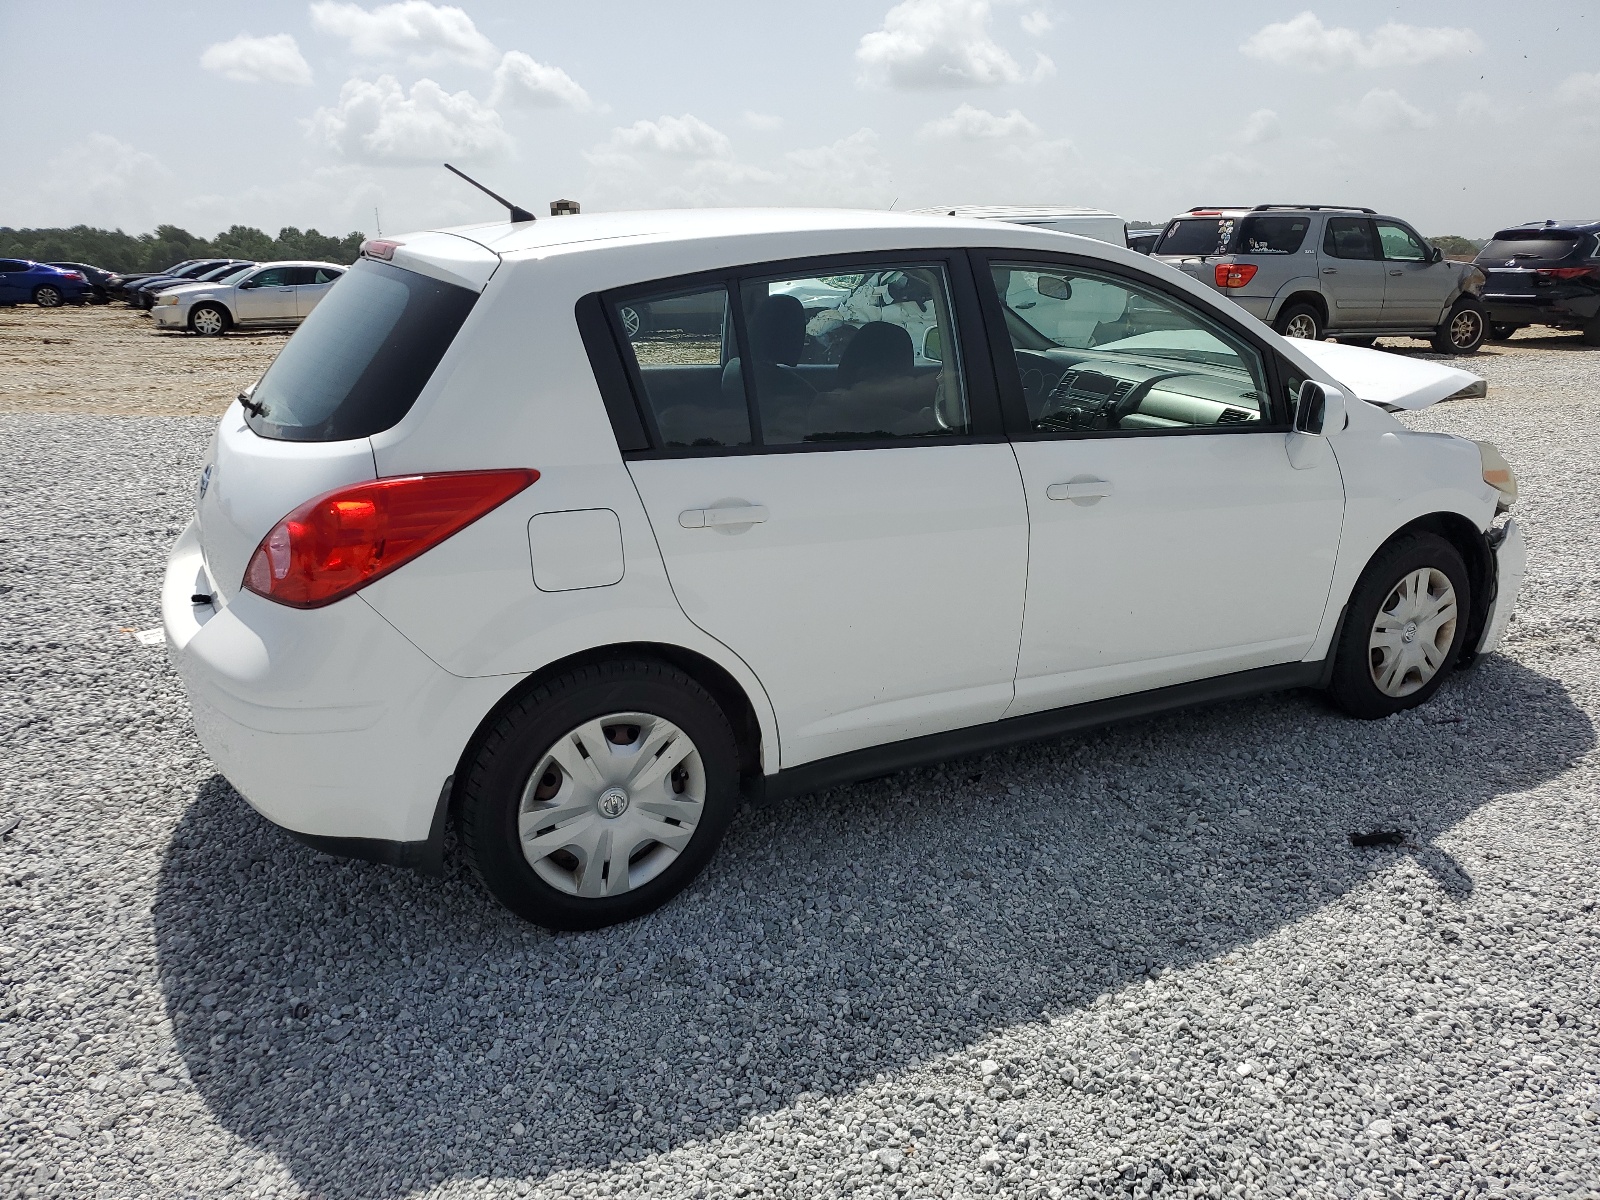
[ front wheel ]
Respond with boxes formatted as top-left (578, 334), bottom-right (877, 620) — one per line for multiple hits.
top-left (1275, 303), bottom-right (1322, 341)
top-left (189, 304), bottom-right (228, 336)
top-left (1328, 532), bottom-right (1471, 719)
top-left (33, 285), bottom-right (63, 308)
top-left (1432, 298), bottom-right (1487, 354)
top-left (458, 659), bottom-right (741, 930)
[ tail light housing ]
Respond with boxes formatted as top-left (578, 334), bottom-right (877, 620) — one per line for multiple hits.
top-left (1214, 262), bottom-right (1259, 288)
top-left (361, 238), bottom-right (402, 261)
top-left (243, 469), bottom-right (538, 608)
top-left (1534, 266), bottom-right (1597, 282)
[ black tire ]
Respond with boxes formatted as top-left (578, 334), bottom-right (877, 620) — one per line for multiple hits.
top-left (1338, 336), bottom-right (1377, 348)
top-left (458, 659), bottom-right (741, 930)
top-left (1431, 297), bottom-right (1487, 354)
top-left (189, 304), bottom-right (230, 337)
top-left (1328, 532), bottom-right (1471, 720)
top-left (33, 285), bottom-right (63, 308)
top-left (1583, 316), bottom-right (1600, 348)
top-left (1274, 303), bottom-right (1322, 341)
top-left (1488, 323), bottom-right (1519, 341)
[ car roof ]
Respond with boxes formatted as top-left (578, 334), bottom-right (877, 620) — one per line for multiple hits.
top-left (1490, 220), bottom-right (1600, 235)
top-left (908, 205), bottom-right (1122, 222)
top-left (1177, 205), bottom-right (1378, 217)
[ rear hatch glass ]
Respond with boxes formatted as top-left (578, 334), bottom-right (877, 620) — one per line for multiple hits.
top-left (1155, 217), bottom-right (1237, 256)
top-left (244, 258), bottom-right (478, 442)
top-left (1476, 232), bottom-right (1585, 266)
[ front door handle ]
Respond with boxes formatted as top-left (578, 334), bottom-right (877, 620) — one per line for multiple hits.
top-left (1046, 480), bottom-right (1113, 502)
top-left (1389, 269), bottom-right (1403, 276)
top-left (679, 504), bottom-right (768, 529)
top-left (1321, 267), bottom-right (1338, 275)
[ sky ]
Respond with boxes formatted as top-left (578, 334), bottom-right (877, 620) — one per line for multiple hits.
top-left (2, 1), bottom-right (1596, 240)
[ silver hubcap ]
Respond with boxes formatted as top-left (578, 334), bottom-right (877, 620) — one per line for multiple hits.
top-left (1284, 314), bottom-right (1317, 339)
top-left (620, 306), bottom-right (641, 338)
top-left (1369, 567), bottom-right (1458, 697)
top-left (1450, 310), bottom-right (1481, 348)
top-left (518, 712), bottom-right (704, 898)
top-left (193, 309), bottom-right (223, 335)
top-left (37, 288), bottom-right (60, 307)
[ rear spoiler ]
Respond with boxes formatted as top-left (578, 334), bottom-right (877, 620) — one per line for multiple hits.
top-left (1291, 341), bottom-right (1486, 411)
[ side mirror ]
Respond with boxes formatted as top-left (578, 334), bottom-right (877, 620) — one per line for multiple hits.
top-left (1295, 380), bottom-right (1348, 436)
top-left (1037, 275), bottom-right (1073, 301)
top-left (922, 326), bottom-right (943, 362)
top-left (1431, 245), bottom-right (1445, 263)
top-left (239, 278), bottom-right (257, 289)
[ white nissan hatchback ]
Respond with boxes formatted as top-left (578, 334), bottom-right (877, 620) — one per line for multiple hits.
top-left (163, 209), bottom-right (1526, 930)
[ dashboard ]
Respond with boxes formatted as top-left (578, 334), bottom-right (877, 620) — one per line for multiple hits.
top-left (1015, 348), bottom-right (1267, 432)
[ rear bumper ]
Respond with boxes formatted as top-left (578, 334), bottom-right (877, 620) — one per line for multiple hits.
top-left (162, 519), bottom-right (521, 850)
top-left (1482, 293), bottom-right (1600, 327)
top-left (1476, 518), bottom-right (1526, 657)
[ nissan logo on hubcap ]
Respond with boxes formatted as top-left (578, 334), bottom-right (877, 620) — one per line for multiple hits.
top-left (598, 788), bottom-right (630, 819)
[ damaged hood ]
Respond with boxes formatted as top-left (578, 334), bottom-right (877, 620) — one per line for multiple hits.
top-left (1292, 340), bottom-right (1487, 410)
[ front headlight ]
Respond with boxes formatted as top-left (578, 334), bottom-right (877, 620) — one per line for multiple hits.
top-left (1476, 440), bottom-right (1517, 512)
top-left (157, 294), bottom-right (180, 306)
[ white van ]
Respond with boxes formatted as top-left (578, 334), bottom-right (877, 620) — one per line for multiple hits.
top-left (912, 205), bottom-right (1130, 247)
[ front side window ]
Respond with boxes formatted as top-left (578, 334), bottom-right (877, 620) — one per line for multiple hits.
top-left (1323, 218), bottom-right (1378, 260)
top-left (248, 267), bottom-right (293, 288)
top-left (1376, 221), bottom-right (1429, 262)
top-left (987, 260), bottom-right (1270, 433)
top-left (1238, 215), bottom-right (1309, 255)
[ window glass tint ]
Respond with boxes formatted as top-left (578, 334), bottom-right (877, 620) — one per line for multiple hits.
top-left (313, 267), bottom-right (343, 284)
top-left (613, 286), bottom-right (750, 449)
top-left (1322, 218), bottom-right (1378, 260)
top-left (245, 258), bottom-right (477, 442)
top-left (0, 260), bottom-right (26, 272)
top-left (739, 265), bottom-right (968, 444)
top-left (988, 261), bottom-right (1269, 433)
top-left (1376, 221), bottom-right (1428, 261)
top-left (1238, 215), bottom-right (1309, 255)
top-left (1155, 218), bottom-right (1236, 256)
top-left (249, 267), bottom-right (293, 288)
top-left (1477, 233), bottom-right (1584, 264)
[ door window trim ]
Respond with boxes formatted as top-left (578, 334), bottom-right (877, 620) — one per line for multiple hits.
top-left (577, 248), bottom-right (1006, 460)
top-left (967, 248), bottom-right (1296, 440)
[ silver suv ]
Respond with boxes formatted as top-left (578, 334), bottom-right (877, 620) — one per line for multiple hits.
top-left (1152, 205), bottom-right (1489, 354)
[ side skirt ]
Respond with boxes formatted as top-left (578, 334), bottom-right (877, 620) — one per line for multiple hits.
top-left (757, 661), bottom-right (1326, 804)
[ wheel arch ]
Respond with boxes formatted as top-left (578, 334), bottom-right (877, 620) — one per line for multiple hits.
top-left (1360, 511), bottom-right (1494, 666)
top-left (1270, 286), bottom-right (1328, 326)
top-left (191, 300), bottom-right (233, 330)
top-left (446, 640), bottom-right (769, 820)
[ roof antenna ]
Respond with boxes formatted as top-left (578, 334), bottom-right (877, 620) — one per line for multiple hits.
top-left (443, 163), bottom-right (535, 223)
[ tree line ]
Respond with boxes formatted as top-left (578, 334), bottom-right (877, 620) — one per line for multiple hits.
top-left (0, 224), bottom-right (366, 273)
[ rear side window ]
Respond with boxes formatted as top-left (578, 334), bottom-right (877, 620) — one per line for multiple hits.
top-left (1323, 218), bottom-right (1378, 260)
top-left (1237, 215), bottom-right (1308, 255)
top-left (244, 258), bottom-right (477, 442)
top-left (1156, 218), bottom-right (1236, 256)
top-left (1477, 232), bottom-right (1584, 264)
top-left (611, 285), bottom-right (751, 450)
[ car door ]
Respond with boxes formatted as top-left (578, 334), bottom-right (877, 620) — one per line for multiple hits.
top-left (294, 266), bottom-right (343, 317)
top-left (973, 251), bottom-right (1345, 715)
top-left (1375, 219), bottom-right (1447, 327)
top-left (233, 267), bottom-right (297, 323)
top-left (1320, 217), bottom-right (1386, 328)
top-left (0, 260), bottom-right (28, 303)
top-left (607, 253), bottom-right (1030, 769)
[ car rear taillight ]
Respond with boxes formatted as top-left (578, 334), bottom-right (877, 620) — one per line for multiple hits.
top-left (1534, 266), bottom-right (1597, 281)
top-left (242, 469), bottom-right (539, 608)
top-left (361, 238), bottom-right (403, 261)
top-left (61, 271), bottom-right (85, 281)
top-left (1214, 263), bottom-right (1259, 288)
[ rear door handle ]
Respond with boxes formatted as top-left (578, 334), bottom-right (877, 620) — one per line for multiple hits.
top-left (1046, 480), bottom-right (1113, 501)
top-left (1321, 268), bottom-right (1338, 275)
top-left (1389, 269), bottom-right (1403, 276)
top-left (679, 504), bottom-right (768, 529)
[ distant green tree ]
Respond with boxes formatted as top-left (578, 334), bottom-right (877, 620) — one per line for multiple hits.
top-left (1429, 235), bottom-right (1484, 261)
top-left (0, 222), bottom-right (369, 272)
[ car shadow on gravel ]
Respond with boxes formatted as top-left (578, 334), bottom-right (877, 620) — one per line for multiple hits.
top-left (152, 656), bottom-right (1592, 1197)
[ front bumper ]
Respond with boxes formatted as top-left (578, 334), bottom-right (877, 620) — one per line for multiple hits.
top-left (1476, 518), bottom-right (1526, 657)
top-left (162, 520), bottom-right (521, 848)
top-left (152, 303), bottom-right (186, 328)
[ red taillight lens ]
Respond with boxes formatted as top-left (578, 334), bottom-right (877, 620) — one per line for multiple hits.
top-left (1534, 266), bottom-right (1596, 281)
top-left (243, 469), bottom-right (539, 608)
top-left (1214, 262), bottom-right (1259, 288)
top-left (62, 271), bottom-right (86, 281)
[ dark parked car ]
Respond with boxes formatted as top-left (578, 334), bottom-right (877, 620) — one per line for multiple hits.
top-left (128, 260), bottom-right (248, 309)
top-left (1474, 221), bottom-right (1600, 344)
top-left (133, 259), bottom-right (255, 309)
top-left (47, 262), bottom-right (116, 303)
top-left (115, 259), bottom-right (232, 305)
top-left (0, 259), bottom-right (94, 307)
top-left (108, 259), bottom-right (208, 301)
top-left (1126, 228), bottom-right (1161, 254)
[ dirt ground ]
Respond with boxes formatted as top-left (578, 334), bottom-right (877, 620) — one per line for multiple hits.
top-left (0, 301), bottom-right (1591, 418)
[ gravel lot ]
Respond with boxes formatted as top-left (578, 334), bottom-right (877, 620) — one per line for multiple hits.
top-left (2, 306), bottom-right (1598, 1199)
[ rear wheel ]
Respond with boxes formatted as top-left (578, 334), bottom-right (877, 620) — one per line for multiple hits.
top-left (33, 285), bottom-right (63, 308)
top-left (1328, 532), bottom-right (1470, 719)
top-left (1432, 298), bottom-right (1487, 354)
top-left (458, 659), bottom-right (741, 930)
top-left (189, 304), bottom-right (228, 337)
top-left (1275, 303), bottom-right (1322, 341)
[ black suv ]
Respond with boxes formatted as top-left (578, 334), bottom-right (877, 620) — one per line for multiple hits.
top-left (1474, 221), bottom-right (1600, 344)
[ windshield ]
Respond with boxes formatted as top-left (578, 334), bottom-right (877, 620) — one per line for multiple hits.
top-left (245, 258), bottom-right (478, 442)
top-left (198, 262), bottom-right (251, 282)
top-left (1477, 233), bottom-right (1586, 264)
top-left (1155, 217), bottom-right (1236, 256)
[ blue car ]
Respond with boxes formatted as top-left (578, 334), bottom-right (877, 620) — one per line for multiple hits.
top-left (0, 259), bottom-right (94, 307)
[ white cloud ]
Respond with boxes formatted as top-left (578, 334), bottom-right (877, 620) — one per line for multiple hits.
top-left (1020, 9), bottom-right (1052, 37)
top-left (592, 114), bottom-right (736, 162)
top-left (200, 33), bottom-right (313, 86)
top-left (307, 75), bottom-right (509, 163)
top-left (1346, 87), bottom-right (1436, 131)
top-left (1241, 12), bottom-right (1481, 71)
top-left (584, 114), bottom-right (777, 206)
top-left (0, 134), bottom-right (174, 230)
top-left (1237, 108), bottom-right (1281, 145)
top-left (856, 0), bottom-right (1051, 89)
top-left (1555, 72), bottom-right (1600, 107)
top-left (309, 1), bottom-right (498, 69)
top-left (781, 129), bottom-right (893, 206)
top-left (918, 103), bottom-right (1040, 141)
top-left (487, 50), bottom-right (591, 110)
top-left (742, 111), bottom-right (784, 131)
